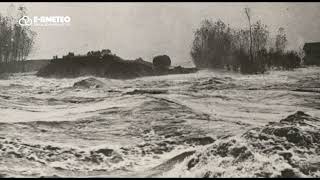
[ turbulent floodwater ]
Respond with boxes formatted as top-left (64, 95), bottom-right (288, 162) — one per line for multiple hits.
top-left (0, 67), bottom-right (320, 177)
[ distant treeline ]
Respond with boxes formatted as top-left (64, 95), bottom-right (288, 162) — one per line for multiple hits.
top-left (0, 5), bottom-right (36, 73)
top-left (190, 8), bottom-right (303, 74)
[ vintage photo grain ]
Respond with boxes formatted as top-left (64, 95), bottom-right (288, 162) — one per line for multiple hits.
top-left (0, 2), bottom-right (319, 178)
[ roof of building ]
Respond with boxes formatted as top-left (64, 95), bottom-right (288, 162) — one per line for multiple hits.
top-left (304, 42), bottom-right (320, 46)
top-left (303, 42), bottom-right (320, 50)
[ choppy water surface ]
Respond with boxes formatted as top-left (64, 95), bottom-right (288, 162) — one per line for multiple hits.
top-left (0, 67), bottom-right (320, 177)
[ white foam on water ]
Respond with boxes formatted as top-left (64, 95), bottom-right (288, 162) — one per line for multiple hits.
top-left (0, 67), bottom-right (320, 177)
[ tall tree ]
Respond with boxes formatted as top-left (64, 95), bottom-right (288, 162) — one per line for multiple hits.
top-left (275, 27), bottom-right (287, 53)
top-left (190, 19), bottom-right (233, 69)
top-left (244, 7), bottom-right (253, 63)
top-left (0, 5), bottom-right (36, 73)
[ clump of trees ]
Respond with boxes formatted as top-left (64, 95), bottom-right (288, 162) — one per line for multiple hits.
top-left (190, 7), bottom-right (302, 74)
top-left (0, 4), bottom-right (36, 73)
top-left (86, 49), bottom-right (112, 57)
top-left (60, 49), bottom-right (113, 60)
top-left (0, 5), bottom-right (36, 73)
top-left (153, 55), bottom-right (171, 72)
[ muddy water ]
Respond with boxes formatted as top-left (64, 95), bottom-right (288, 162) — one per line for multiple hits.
top-left (0, 67), bottom-right (319, 177)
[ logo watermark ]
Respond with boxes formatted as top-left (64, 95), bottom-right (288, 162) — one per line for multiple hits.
top-left (18, 16), bottom-right (71, 26)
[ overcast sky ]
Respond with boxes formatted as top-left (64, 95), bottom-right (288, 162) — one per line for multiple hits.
top-left (0, 2), bottom-right (319, 66)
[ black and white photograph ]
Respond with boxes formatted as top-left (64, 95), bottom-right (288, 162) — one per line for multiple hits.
top-left (0, 2), bottom-right (320, 178)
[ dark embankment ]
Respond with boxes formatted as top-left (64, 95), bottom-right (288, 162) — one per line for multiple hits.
top-left (36, 53), bottom-right (197, 79)
top-left (36, 54), bottom-right (155, 79)
top-left (159, 111), bottom-right (320, 177)
top-left (0, 60), bottom-right (50, 74)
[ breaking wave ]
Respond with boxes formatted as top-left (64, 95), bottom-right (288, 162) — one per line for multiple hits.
top-left (161, 111), bottom-right (320, 178)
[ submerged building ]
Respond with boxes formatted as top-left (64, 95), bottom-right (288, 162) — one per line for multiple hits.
top-left (303, 42), bottom-right (320, 65)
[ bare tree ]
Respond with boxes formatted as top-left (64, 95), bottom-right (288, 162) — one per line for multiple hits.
top-left (252, 21), bottom-right (269, 54)
top-left (275, 27), bottom-right (287, 53)
top-left (244, 7), bottom-right (253, 63)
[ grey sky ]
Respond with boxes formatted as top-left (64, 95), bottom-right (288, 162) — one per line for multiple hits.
top-left (1, 2), bottom-right (320, 66)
